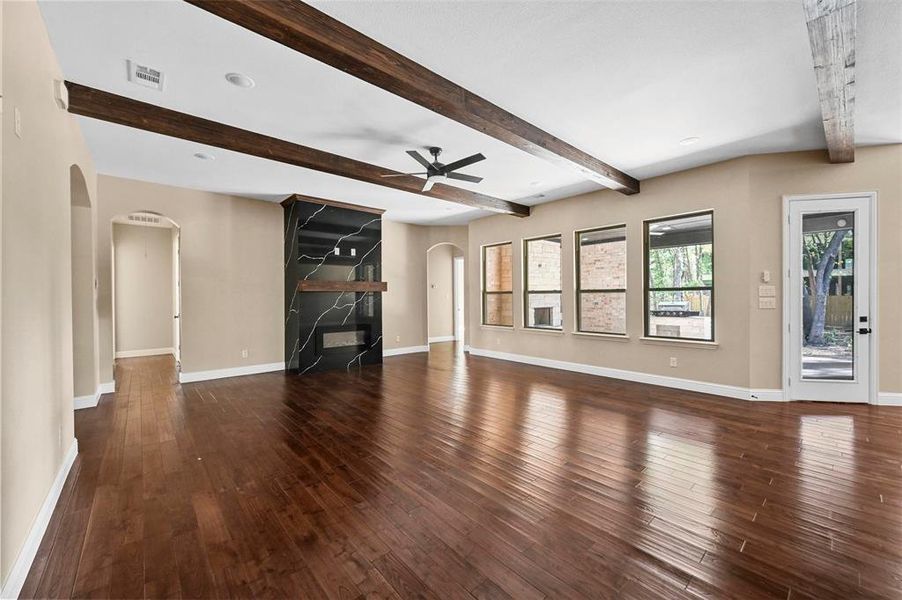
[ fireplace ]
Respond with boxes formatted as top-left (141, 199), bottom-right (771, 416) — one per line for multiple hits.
top-left (318, 327), bottom-right (369, 353)
top-left (284, 196), bottom-right (384, 374)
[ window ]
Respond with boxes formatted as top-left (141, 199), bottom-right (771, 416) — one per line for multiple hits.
top-left (482, 242), bottom-right (513, 326)
top-left (576, 225), bottom-right (626, 335)
top-left (523, 235), bottom-right (562, 329)
top-left (644, 212), bottom-right (714, 341)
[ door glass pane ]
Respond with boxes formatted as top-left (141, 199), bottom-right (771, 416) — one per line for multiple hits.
top-left (801, 212), bottom-right (854, 380)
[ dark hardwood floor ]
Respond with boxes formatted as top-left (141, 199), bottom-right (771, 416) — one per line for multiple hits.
top-left (21, 344), bottom-right (902, 599)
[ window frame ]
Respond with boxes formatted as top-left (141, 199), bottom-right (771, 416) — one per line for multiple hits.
top-left (481, 241), bottom-right (513, 328)
top-left (643, 210), bottom-right (715, 342)
top-left (522, 233), bottom-right (564, 331)
top-left (574, 224), bottom-right (628, 336)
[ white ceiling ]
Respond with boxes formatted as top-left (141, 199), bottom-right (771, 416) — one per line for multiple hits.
top-left (39, 0), bottom-right (901, 225)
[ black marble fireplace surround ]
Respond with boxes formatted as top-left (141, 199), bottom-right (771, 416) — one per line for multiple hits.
top-left (284, 196), bottom-right (383, 374)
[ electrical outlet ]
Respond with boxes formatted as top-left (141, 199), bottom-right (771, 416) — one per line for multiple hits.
top-left (496, 337), bottom-right (501, 345)
top-left (14, 107), bottom-right (22, 138)
top-left (395, 335), bottom-right (400, 343)
top-left (241, 348), bottom-right (248, 358)
top-left (669, 357), bottom-right (678, 368)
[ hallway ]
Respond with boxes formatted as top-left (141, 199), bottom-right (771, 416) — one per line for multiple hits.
top-left (20, 350), bottom-right (902, 599)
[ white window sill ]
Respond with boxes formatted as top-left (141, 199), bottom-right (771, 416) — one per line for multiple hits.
top-left (480, 324), bottom-right (514, 331)
top-left (572, 331), bottom-right (630, 341)
top-left (639, 336), bottom-right (719, 349)
top-left (521, 327), bottom-right (564, 335)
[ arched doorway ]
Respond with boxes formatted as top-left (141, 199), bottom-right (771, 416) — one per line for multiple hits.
top-left (70, 165), bottom-right (98, 408)
top-left (426, 242), bottom-right (465, 351)
top-left (111, 211), bottom-right (182, 371)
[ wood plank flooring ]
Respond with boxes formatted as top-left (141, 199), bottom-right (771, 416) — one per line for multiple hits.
top-left (21, 343), bottom-right (902, 599)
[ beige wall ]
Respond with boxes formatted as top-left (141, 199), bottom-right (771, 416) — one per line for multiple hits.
top-left (746, 147), bottom-right (902, 391)
top-left (469, 156), bottom-right (751, 386)
top-left (467, 145), bottom-right (901, 395)
top-left (382, 220), bottom-right (468, 350)
top-left (97, 176), bottom-right (283, 380)
top-left (71, 204), bottom-right (95, 396)
top-left (113, 223), bottom-right (174, 354)
top-left (1, 0), bottom-right (97, 586)
top-left (427, 244), bottom-right (458, 339)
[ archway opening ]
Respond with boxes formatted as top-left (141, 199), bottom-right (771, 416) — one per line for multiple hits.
top-left (426, 243), bottom-right (465, 352)
top-left (70, 165), bottom-right (97, 407)
top-left (110, 211), bottom-right (182, 374)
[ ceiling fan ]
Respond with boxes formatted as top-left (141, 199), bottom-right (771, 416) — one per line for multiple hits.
top-left (382, 147), bottom-right (485, 192)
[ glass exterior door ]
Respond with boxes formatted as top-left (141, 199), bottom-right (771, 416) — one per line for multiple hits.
top-left (787, 196), bottom-right (871, 403)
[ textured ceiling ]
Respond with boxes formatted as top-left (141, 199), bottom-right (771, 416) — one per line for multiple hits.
top-left (39, 0), bottom-right (901, 224)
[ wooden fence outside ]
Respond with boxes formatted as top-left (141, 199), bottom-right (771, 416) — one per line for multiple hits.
top-left (826, 295), bottom-right (853, 328)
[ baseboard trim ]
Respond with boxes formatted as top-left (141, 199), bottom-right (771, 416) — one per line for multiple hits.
top-left (878, 392), bottom-right (902, 406)
top-left (73, 386), bottom-right (101, 410)
top-left (179, 362), bottom-right (285, 384)
top-left (428, 336), bottom-right (456, 343)
top-left (1, 439), bottom-right (78, 600)
top-left (115, 347), bottom-right (174, 359)
top-left (748, 389), bottom-right (786, 401)
top-left (468, 347), bottom-right (784, 402)
top-left (74, 380), bottom-right (119, 410)
top-left (383, 345), bottom-right (429, 357)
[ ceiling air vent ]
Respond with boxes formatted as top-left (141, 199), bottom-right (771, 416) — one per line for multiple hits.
top-left (127, 60), bottom-right (164, 91)
top-left (128, 213), bottom-right (161, 225)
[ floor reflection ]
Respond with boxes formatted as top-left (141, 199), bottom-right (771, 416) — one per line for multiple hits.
top-left (24, 348), bottom-right (902, 600)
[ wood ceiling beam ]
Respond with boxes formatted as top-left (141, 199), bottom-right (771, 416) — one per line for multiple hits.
top-left (183, 0), bottom-right (640, 195)
top-left (65, 82), bottom-right (530, 217)
top-left (803, 0), bottom-right (856, 163)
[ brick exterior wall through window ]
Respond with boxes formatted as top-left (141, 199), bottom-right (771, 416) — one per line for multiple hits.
top-left (578, 234), bottom-right (626, 334)
top-left (525, 237), bottom-right (562, 328)
top-left (484, 243), bottom-right (512, 326)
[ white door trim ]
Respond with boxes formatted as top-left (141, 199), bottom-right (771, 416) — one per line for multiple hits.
top-left (782, 192), bottom-right (878, 404)
top-left (453, 255), bottom-right (465, 342)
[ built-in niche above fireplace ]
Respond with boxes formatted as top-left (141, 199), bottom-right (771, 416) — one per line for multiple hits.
top-left (283, 195), bottom-right (385, 374)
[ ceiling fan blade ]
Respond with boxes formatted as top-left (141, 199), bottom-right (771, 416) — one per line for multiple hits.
top-left (445, 172), bottom-right (483, 184)
top-left (422, 177), bottom-right (436, 192)
top-left (380, 172), bottom-right (427, 178)
top-left (406, 150), bottom-right (433, 170)
top-left (441, 153), bottom-right (485, 173)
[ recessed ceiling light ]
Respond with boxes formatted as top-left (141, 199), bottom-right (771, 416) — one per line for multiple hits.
top-left (529, 181), bottom-right (542, 186)
top-left (679, 136), bottom-right (701, 146)
top-left (225, 72), bottom-right (255, 88)
top-left (193, 152), bottom-right (215, 161)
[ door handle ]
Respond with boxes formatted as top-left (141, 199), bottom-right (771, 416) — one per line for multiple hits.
top-left (174, 315), bottom-right (180, 319)
top-left (858, 327), bottom-right (871, 334)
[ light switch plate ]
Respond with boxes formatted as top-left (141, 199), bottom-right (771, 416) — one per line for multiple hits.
top-left (758, 285), bottom-right (776, 298)
top-left (759, 297), bottom-right (777, 309)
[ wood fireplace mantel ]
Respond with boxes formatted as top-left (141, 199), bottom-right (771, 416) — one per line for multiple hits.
top-left (297, 281), bottom-right (387, 293)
